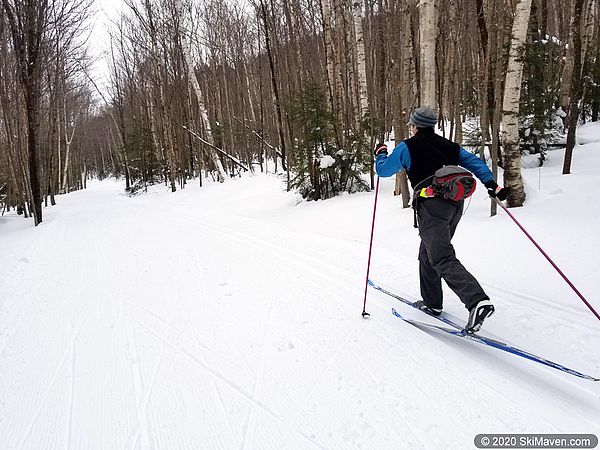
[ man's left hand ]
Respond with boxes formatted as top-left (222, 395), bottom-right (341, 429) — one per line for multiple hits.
top-left (374, 143), bottom-right (388, 157)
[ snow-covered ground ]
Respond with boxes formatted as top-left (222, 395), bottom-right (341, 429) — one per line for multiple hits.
top-left (1, 128), bottom-right (600, 449)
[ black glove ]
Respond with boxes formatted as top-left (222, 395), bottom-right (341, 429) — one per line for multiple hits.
top-left (374, 142), bottom-right (388, 157)
top-left (484, 181), bottom-right (509, 201)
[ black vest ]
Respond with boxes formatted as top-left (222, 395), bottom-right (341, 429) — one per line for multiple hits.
top-left (404, 129), bottom-right (460, 188)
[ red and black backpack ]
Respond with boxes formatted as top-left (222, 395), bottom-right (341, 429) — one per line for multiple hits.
top-left (431, 165), bottom-right (476, 202)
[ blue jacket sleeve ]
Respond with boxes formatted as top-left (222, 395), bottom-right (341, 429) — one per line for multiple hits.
top-left (458, 148), bottom-right (494, 184)
top-left (375, 142), bottom-right (411, 177)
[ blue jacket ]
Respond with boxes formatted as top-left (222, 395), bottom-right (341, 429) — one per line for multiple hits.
top-left (375, 141), bottom-right (495, 185)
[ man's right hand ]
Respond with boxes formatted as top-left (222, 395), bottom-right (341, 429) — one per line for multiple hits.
top-left (484, 181), bottom-right (509, 201)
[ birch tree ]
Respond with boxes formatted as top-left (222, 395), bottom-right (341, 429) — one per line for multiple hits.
top-left (177, 0), bottom-right (226, 182)
top-left (419, 0), bottom-right (437, 109)
top-left (501, 0), bottom-right (532, 207)
top-left (391, 1), bottom-right (416, 207)
top-left (352, 0), bottom-right (369, 128)
top-left (320, 0), bottom-right (338, 132)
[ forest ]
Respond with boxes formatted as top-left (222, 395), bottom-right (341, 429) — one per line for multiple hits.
top-left (1, 0), bottom-right (599, 225)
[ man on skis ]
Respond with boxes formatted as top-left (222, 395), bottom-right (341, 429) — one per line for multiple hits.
top-left (375, 107), bottom-right (508, 333)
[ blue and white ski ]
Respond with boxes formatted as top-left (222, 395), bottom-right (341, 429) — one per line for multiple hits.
top-left (391, 308), bottom-right (599, 382)
top-left (368, 279), bottom-right (599, 381)
top-left (368, 279), bottom-right (464, 329)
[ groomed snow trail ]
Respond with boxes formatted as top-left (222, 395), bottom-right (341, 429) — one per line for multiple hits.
top-left (1, 147), bottom-right (600, 448)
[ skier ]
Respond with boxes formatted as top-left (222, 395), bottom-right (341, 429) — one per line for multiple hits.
top-left (375, 107), bottom-right (508, 333)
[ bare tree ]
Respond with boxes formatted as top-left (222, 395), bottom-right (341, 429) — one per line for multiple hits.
top-left (176, 0), bottom-right (226, 182)
top-left (2, 0), bottom-right (51, 225)
top-left (17, 0), bottom-right (579, 209)
top-left (1, 0), bottom-right (93, 222)
top-left (563, 0), bottom-right (586, 174)
top-left (259, 0), bottom-right (288, 175)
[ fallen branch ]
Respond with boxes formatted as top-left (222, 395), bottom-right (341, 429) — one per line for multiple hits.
top-left (233, 116), bottom-right (282, 159)
top-left (182, 125), bottom-right (249, 172)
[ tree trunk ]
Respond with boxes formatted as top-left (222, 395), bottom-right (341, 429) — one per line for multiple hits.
top-left (260, 0), bottom-right (288, 174)
top-left (563, 0), bottom-right (586, 174)
top-left (352, 0), bottom-right (369, 126)
top-left (25, 94), bottom-right (43, 225)
top-left (419, 0), bottom-right (437, 109)
top-left (320, 0), bottom-right (342, 147)
top-left (501, 0), bottom-right (532, 207)
top-left (489, 0), bottom-right (506, 217)
top-left (178, 6), bottom-right (227, 183)
top-left (559, 42), bottom-right (574, 120)
top-left (61, 106), bottom-right (77, 193)
top-left (2, 0), bottom-right (49, 225)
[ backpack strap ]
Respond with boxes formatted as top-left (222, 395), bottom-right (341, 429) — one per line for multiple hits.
top-left (411, 174), bottom-right (435, 229)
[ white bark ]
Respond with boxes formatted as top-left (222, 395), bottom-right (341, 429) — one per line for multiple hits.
top-left (419, 0), bottom-right (437, 108)
top-left (243, 58), bottom-right (257, 124)
top-left (352, 0), bottom-right (369, 122)
top-left (177, 2), bottom-right (226, 183)
top-left (144, 81), bottom-right (161, 162)
top-left (501, 0), bottom-right (532, 206)
top-left (559, 42), bottom-right (574, 111)
top-left (581, 0), bottom-right (595, 66)
top-left (182, 125), bottom-right (249, 172)
top-left (57, 112), bottom-right (61, 190)
top-left (320, 0), bottom-right (337, 116)
top-left (61, 107), bottom-right (77, 193)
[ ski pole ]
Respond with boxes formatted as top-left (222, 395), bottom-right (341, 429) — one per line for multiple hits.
top-left (495, 197), bottom-right (600, 322)
top-left (362, 177), bottom-right (381, 318)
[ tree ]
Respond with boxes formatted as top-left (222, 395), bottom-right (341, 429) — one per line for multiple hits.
top-left (2, 0), bottom-right (50, 225)
top-left (563, 0), bottom-right (586, 174)
top-left (259, 0), bottom-right (288, 176)
top-left (352, 0), bottom-right (369, 128)
top-left (419, 0), bottom-right (437, 109)
top-left (176, 0), bottom-right (226, 182)
top-left (1, 0), bottom-right (581, 210)
top-left (501, 0), bottom-right (532, 207)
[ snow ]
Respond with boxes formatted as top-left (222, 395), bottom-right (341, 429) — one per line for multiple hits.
top-left (319, 155), bottom-right (335, 169)
top-left (577, 121), bottom-right (600, 145)
top-left (1, 136), bottom-right (600, 448)
top-left (556, 107), bottom-right (567, 118)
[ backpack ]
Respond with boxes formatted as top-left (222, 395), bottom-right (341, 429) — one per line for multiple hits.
top-left (412, 166), bottom-right (476, 228)
top-left (430, 165), bottom-right (476, 202)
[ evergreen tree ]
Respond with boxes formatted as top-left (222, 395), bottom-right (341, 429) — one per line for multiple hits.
top-left (286, 82), bottom-right (369, 200)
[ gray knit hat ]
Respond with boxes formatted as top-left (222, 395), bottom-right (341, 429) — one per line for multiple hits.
top-left (409, 107), bottom-right (437, 128)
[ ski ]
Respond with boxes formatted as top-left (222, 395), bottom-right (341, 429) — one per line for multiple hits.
top-left (368, 279), bottom-right (464, 329)
top-left (392, 308), bottom-right (600, 382)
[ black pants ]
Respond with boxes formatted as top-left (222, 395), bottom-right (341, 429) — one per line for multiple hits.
top-left (417, 198), bottom-right (488, 310)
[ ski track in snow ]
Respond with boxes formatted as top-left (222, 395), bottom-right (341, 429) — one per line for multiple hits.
top-left (142, 196), bottom-right (600, 443)
top-left (1, 175), bottom-right (599, 449)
